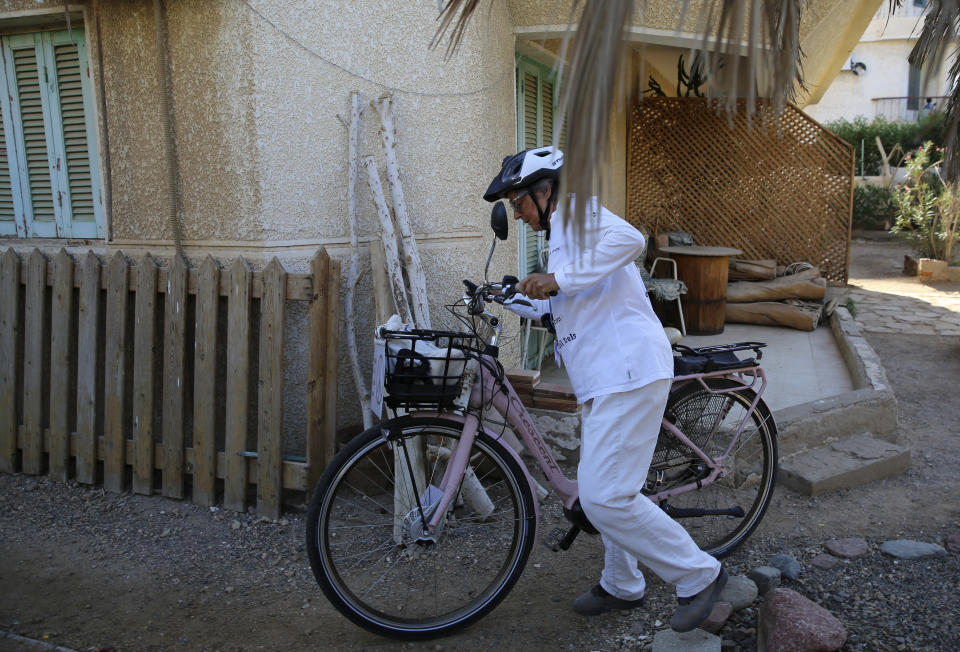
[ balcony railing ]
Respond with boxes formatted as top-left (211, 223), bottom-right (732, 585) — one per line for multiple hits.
top-left (873, 96), bottom-right (947, 122)
top-left (873, 2), bottom-right (928, 20)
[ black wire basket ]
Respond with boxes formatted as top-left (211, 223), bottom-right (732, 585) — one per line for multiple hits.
top-left (381, 329), bottom-right (478, 410)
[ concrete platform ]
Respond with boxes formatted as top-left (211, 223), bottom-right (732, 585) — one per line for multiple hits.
top-left (539, 305), bottom-right (897, 457)
top-left (679, 323), bottom-right (854, 413)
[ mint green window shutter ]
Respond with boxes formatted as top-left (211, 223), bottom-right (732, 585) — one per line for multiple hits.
top-left (0, 102), bottom-right (19, 235)
top-left (516, 56), bottom-right (562, 278)
top-left (0, 28), bottom-right (104, 239)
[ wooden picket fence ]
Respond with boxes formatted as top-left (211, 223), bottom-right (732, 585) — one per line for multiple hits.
top-left (0, 247), bottom-right (340, 519)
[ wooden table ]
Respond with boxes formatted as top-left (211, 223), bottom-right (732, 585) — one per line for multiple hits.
top-left (660, 245), bottom-right (743, 335)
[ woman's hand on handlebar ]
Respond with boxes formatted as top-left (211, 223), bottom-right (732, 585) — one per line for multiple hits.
top-left (517, 273), bottom-right (559, 300)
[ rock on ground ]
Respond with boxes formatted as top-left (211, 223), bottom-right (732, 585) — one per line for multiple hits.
top-left (810, 554), bottom-right (840, 570)
top-left (880, 539), bottom-right (948, 560)
top-left (823, 537), bottom-right (869, 558)
top-left (718, 575), bottom-right (758, 611)
top-left (768, 553), bottom-right (802, 580)
top-left (653, 628), bottom-right (721, 652)
top-left (700, 601), bottom-right (733, 634)
top-left (946, 532), bottom-right (960, 554)
top-left (748, 566), bottom-right (781, 595)
top-left (759, 588), bottom-right (847, 652)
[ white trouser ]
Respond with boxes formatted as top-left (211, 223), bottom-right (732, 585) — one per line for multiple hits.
top-left (577, 380), bottom-right (721, 600)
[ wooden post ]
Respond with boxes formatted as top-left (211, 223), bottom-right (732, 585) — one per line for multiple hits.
top-left (0, 249), bottom-right (21, 473)
top-left (162, 255), bottom-right (187, 499)
top-left (323, 258), bottom-right (340, 468)
top-left (104, 251), bottom-right (129, 492)
top-left (132, 253), bottom-right (157, 495)
top-left (224, 257), bottom-right (252, 512)
top-left (22, 249), bottom-right (47, 475)
top-left (49, 250), bottom-right (74, 481)
top-left (76, 251), bottom-right (101, 484)
top-left (307, 249), bottom-right (332, 489)
top-left (375, 93), bottom-right (431, 328)
top-left (257, 258), bottom-right (286, 520)
top-left (192, 255), bottom-right (219, 506)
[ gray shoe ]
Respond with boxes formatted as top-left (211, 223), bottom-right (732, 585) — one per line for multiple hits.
top-left (669, 567), bottom-right (729, 632)
top-left (573, 584), bottom-right (646, 616)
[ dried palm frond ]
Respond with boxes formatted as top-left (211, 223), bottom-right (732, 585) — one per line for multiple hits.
top-left (908, 0), bottom-right (960, 180)
top-left (555, 1), bottom-right (635, 239)
top-left (687, 0), bottom-right (805, 117)
top-left (430, 0), bottom-right (484, 59)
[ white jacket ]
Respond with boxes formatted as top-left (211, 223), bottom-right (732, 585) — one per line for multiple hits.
top-left (507, 200), bottom-right (673, 402)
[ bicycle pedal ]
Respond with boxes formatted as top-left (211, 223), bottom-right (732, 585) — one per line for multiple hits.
top-left (543, 527), bottom-right (568, 552)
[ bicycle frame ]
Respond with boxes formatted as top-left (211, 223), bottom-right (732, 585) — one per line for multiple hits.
top-left (413, 355), bottom-right (769, 540)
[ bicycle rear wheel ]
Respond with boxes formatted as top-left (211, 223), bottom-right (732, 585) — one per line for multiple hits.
top-left (305, 416), bottom-right (536, 639)
top-left (648, 378), bottom-right (778, 558)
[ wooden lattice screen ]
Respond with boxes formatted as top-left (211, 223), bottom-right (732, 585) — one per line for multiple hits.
top-left (627, 98), bottom-right (854, 283)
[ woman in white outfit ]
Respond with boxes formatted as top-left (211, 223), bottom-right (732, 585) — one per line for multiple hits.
top-left (484, 147), bottom-right (727, 633)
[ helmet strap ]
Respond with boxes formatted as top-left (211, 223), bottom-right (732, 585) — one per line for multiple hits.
top-left (536, 196), bottom-right (551, 241)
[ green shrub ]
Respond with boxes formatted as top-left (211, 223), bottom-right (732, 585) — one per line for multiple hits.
top-left (825, 114), bottom-right (946, 176)
top-left (853, 185), bottom-right (897, 230)
top-left (891, 142), bottom-right (960, 262)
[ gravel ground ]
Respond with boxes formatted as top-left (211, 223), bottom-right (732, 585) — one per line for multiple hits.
top-left (1, 471), bottom-right (958, 652)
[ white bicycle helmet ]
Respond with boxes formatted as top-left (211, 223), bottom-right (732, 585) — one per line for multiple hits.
top-left (483, 146), bottom-right (563, 202)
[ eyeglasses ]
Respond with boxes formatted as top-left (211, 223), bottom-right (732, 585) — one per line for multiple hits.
top-left (507, 190), bottom-right (529, 211)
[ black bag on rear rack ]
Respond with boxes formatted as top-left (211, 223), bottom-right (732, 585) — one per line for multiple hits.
top-left (672, 342), bottom-right (763, 376)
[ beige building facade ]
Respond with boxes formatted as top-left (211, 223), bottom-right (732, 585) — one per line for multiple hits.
top-left (0, 0), bottom-right (880, 433)
top-left (804, 1), bottom-right (956, 123)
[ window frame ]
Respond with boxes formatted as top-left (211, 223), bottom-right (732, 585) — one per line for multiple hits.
top-left (0, 26), bottom-right (104, 239)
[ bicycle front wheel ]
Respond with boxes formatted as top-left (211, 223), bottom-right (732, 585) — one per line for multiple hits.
top-left (649, 378), bottom-right (778, 558)
top-left (305, 416), bottom-right (536, 639)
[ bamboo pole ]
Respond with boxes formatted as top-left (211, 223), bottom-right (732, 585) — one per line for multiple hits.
top-left (375, 93), bottom-right (430, 329)
top-left (343, 91), bottom-right (375, 430)
top-left (363, 155), bottom-right (413, 326)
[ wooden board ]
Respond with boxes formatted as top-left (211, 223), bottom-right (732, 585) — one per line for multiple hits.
top-left (307, 249), bottom-right (330, 490)
top-left (162, 255), bottom-right (187, 499)
top-left (0, 250), bottom-right (20, 472)
top-left (192, 256), bottom-right (219, 506)
top-left (132, 253), bottom-right (157, 495)
top-left (22, 250), bottom-right (46, 475)
top-left (323, 258), bottom-right (340, 471)
top-left (76, 251), bottom-right (100, 484)
top-left (49, 250), bottom-right (74, 480)
top-left (104, 252), bottom-right (129, 492)
top-left (257, 258), bottom-right (286, 520)
top-left (224, 257), bottom-right (252, 513)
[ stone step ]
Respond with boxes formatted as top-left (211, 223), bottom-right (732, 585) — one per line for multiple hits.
top-left (778, 433), bottom-right (910, 496)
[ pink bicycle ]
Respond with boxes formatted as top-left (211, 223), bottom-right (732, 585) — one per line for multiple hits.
top-left (305, 209), bottom-right (778, 639)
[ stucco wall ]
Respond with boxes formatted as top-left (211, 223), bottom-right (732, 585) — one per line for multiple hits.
top-left (0, 0), bottom-right (522, 440)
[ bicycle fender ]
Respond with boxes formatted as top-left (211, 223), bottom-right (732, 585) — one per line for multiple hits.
top-left (412, 412), bottom-right (542, 541)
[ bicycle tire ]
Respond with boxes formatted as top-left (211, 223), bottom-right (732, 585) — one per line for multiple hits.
top-left (648, 378), bottom-right (778, 558)
top-left (305, 415), bottom-right (537, 639)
